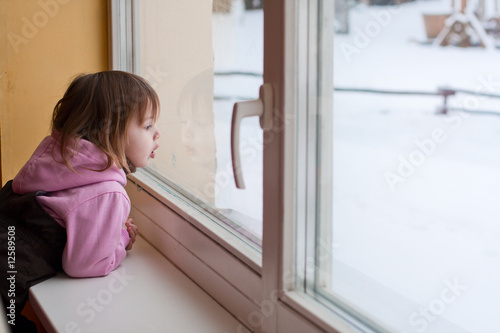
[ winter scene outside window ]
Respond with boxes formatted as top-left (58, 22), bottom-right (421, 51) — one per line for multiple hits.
top-left (133, 0), bottom-right (498, 331)
top-left (328, 0), bottom-right (500, 331)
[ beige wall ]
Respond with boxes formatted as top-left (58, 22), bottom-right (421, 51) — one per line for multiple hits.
top-left (0, 0), bottom-right (108, 185)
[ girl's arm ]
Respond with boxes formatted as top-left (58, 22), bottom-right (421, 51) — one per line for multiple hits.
top-left (61, 191), bottom-right (131, 278)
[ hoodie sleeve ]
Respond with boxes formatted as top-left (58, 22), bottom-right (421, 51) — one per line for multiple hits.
top-left (61, 191), bottom-right (131, 278)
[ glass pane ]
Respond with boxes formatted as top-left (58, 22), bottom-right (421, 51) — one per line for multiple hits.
top-left (136, 1), bottom-right (264, 246)
top-left (317, 0), bottom-right (500, 331)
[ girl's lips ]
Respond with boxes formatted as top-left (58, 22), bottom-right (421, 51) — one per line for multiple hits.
top-left (150, 145), bottom-right (159, 159)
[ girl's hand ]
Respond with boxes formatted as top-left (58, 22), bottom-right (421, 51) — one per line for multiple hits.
top-left (125, 218), bottom-right (139, 250)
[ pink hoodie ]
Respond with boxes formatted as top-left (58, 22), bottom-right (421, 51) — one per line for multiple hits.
top-left (12, 132), bottom-right (130, 278)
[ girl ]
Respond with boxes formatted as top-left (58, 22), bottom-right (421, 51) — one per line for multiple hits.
top-left (0, 71), bottom-right (160, 332)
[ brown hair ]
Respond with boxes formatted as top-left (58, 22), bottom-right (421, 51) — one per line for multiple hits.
top-left (51, 70), bottom-right (160, 173)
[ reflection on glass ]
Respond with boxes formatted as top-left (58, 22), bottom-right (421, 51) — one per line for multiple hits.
top-left (177, 70), bottom-right (217, 202)
top-left (179, 71), bottom-right (216, 168)
top-left (138, 1), bottom-right (216, 208)
top-left (138, 0), bottom-right (264, 246)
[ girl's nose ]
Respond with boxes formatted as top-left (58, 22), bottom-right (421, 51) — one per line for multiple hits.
top-left (154, 128), bottom-right (161, 141)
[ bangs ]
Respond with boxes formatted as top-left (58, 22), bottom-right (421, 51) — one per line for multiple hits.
top-left (131, 77), bottom-right (160, 124)
top-left (136, 95), bottom-right (160, 124)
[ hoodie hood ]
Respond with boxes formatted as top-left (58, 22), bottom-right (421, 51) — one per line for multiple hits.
top-left (13, 133), bottom-right (126, 194)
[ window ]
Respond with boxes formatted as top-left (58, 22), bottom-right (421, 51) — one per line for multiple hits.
top-left (295, 1), bottom-right (500, 333)
top-left (111, 0), bottom-right (265, 269)
top-left (112, 0), bottom-right (496, 332)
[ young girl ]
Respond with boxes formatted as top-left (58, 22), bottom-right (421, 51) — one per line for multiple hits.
top-left (0, 71), bottom-right (160, 332)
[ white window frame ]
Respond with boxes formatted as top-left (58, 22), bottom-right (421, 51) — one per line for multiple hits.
top-left (108, 0), bottom-right (364, 332)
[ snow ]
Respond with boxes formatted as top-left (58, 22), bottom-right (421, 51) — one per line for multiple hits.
top-left (212, 0), bottom-right (264, 236)
top-left (333, 1), bottom-right (500, 332)
top-left (212, 0), bottom-right (500, 332)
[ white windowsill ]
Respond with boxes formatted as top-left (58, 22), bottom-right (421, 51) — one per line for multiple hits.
top-left (28, 236), bottom-right (244, 333)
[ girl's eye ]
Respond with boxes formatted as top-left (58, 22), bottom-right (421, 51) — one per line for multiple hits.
top-left (145, 125), bottom-right (152, 130)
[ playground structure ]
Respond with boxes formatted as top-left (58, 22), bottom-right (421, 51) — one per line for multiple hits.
top-left (335, 0), bottom-right (500, 48)
top-left (431, 0), bottom-right (500, 48)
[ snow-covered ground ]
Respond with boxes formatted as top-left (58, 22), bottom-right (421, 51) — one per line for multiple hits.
top-left (333, 1), bottom-right (500, 332)
top-left (212, 1), bottom-right (500, 331)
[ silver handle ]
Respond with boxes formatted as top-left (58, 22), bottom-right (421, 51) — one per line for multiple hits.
top-left (230, 83), bottom-right (273, 189)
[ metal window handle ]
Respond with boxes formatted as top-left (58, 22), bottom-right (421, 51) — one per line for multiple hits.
top-left (231, 83), bottom-right (273, 189)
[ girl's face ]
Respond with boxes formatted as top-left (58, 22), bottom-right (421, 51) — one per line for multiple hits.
top-left (178, 98), bottom-right (216, 167)
top-left (125, 106), bottom-right (161, 168)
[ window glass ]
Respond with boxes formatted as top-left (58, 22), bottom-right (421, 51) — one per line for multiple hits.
top-left (135, 0), bottom-right (264, 247)
top-left (313, 0), bottom-right (500, 331)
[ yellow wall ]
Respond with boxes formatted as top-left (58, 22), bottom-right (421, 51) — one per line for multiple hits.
top-left (0, 0), bottom-right (108, 185)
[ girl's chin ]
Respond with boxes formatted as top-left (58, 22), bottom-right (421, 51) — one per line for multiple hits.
top-left (130, 160), bottom-right (148, 169)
